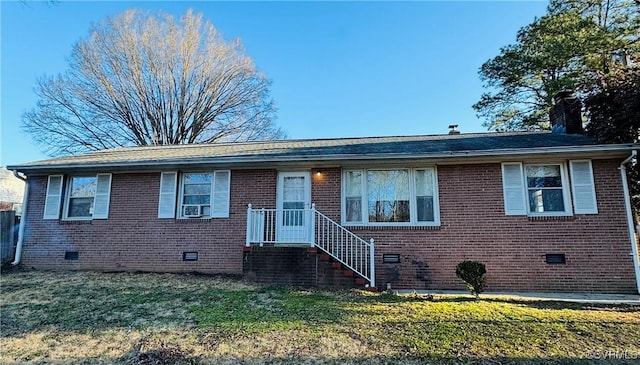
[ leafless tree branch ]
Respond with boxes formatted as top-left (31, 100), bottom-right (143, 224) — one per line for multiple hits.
top-left (23, 9), bottom-right (284, 156)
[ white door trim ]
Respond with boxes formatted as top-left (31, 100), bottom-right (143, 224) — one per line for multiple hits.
top-left (276, 171), bottom-right (311, 243)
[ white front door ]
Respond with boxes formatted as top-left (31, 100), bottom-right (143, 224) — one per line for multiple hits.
top-left (277, 171), bottom-right (311, 243)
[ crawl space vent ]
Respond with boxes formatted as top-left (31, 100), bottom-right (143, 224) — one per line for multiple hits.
top-left (545, 254), bottom-right (566, 264)
top-left (383, 254), bottom-right (401, 264)
top-left (183, 252), bottom-right (198, 261)
top-left (64, 251), bottom-right (79, 260)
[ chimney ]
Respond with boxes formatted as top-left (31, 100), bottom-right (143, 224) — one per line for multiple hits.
top-left (549, 91), bottom-right (583, 134)
top-left (448, 124), bottom-right (460, 135)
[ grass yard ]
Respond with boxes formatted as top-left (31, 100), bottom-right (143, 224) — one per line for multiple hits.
top-left (1, 270), bottom-right (639, 364)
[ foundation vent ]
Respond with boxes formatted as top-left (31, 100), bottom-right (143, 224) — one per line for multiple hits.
top-left (383, 254), bottom-right (401, 264)
top-left (545, 254), bottom-right (566, 264)
top-left (183, 252), bottom-right (198, 261)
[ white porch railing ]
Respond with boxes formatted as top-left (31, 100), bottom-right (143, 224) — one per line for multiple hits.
top-left (313, 208), bottom-right (375, 287)
top-left (245, 205), bottom-right (314, 245)
top-left (246, 203), bottom-right (375, 287)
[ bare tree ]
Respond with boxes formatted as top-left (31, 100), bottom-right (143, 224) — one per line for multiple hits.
top-left (23, 9), bottom-right (284, 156)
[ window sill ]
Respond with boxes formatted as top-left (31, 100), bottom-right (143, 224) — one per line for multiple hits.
top-left (527, 215), bottom-right (575, 222)
top-left (59, 219), bottom-right (93, 225)
top-left (175, 218), bottom-right (214, 224)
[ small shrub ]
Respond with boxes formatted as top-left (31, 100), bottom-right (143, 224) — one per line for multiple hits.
top-left (455, 261), bottom-right (486, 299)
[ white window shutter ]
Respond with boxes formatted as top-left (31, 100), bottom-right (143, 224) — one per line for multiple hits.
top-left (158, 172), bottom-right (178, 218)
top-left (92, 174), bottom-right (112, 219)
top-left (212, 170), bottom-right (230, 217)
top-left (570, 160), bottom-right (598, 214)
top-left (43, 175), bottom-right (64, 219)
top-left (501, 163), bottom-right (527, 215)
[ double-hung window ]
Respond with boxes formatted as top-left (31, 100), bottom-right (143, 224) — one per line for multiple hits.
top-left (182, 173), bottom-right (213, 217)
top-left (67, 176), bottom-right (98, 218)
top-left (158, 170), bottom-right (231, 219)
top-left (43, 173), bottom-right (112, 220)
top-left (501, 160), bottom-right (597, 217)
top-left (179, 171), bottom-right (230, 218)
top-left (525, 164), bottom-right (568, 214)
top-left (343, 167), bottom-right (439, 226)
top-left (344, 171), bottom-right (364, 222)
top-left (415, 169), bottom-right (436, 222)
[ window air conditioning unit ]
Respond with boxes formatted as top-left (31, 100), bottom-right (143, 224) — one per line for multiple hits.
top-left (183, 205), bottom-right (202, 218)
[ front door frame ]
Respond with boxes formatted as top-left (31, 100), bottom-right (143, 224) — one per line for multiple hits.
top-left (276, 171), bottom-right (312, 243)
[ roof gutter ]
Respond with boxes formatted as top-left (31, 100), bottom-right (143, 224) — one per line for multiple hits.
top-left (619, 150), bottom-right (640, 294)
top-left (11, 170), bottom-right (28, 266)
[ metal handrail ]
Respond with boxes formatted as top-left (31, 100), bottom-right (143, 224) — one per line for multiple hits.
top-left (313, 207), bottom-right (375, 287)
top-left (246, 203), bottom-right (375, 287)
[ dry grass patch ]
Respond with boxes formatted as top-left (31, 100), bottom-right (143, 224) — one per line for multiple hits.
top-left (1, 270), bottom-right (640, 364)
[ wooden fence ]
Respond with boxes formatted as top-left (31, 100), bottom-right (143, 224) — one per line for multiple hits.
top-left (1, 210), bottom-right (17, 264)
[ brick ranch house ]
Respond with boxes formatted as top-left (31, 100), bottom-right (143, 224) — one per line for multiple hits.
top-left (8, 123), bottom-right (640, 294)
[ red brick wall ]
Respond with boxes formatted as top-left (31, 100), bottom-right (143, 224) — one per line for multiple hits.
top-left (21, 170), bottom-right (277, 274)
top-left (243, 246), bottom-right (360, 288)
top-left (311, 161), bottom-right (637, 293)
top-left (243, 246), bottom-right (318, 286)
top-left (20, 159), bottom-right (638, 293)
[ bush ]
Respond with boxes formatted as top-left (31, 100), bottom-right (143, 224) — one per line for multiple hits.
top-left (455, 261), bottom-right (486, 298)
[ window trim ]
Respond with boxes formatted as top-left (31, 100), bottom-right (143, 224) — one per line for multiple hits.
top-left (523, 162), bottom-right (573, 217)
top-left (341, 167), bottom-right (440, 227)
top-left (177, 170), bottom-right (231, 219)
top-left (62, 175), bottom-right (96, 220)
top-left (179, 172), bottom-right (213, 217)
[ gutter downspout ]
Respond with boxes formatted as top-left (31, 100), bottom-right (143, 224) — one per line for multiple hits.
top-left (620, 150), bottom-right (640, 294)
top-left (11, 171), bottom-right (28, 266)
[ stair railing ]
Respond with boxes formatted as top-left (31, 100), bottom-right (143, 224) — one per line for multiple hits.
top-left (312, 204), bottom-right (375, 287)
top-left (246, 203), bottom-right (375, 287)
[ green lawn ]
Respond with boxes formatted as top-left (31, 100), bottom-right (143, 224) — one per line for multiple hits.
top-left (1, 270), bottom-right (639, 364)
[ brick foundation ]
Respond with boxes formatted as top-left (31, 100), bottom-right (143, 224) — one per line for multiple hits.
top-left (242, 246), bottom-right (360, 288)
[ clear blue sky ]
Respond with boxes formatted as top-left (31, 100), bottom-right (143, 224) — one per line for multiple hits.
top-left (1, 1), bottom-right (548, 166)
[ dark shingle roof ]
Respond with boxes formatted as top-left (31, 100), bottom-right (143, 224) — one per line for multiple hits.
top-left (8, 132), bottom-right (636, 172)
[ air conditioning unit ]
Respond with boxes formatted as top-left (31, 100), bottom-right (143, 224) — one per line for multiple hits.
top-left (183, 205), bottom-right (202, 218)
